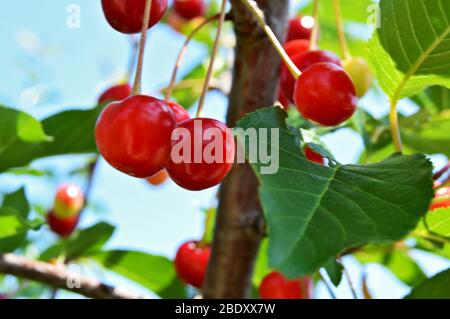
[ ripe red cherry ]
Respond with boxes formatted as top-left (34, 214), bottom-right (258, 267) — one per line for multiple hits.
top-left (101, 0), bottom-right (168, 34)
top-left (287, 16), bottom-right (315, 42)
top-left (294, 63), bottom-right (357, 126)
top-left (54, 184), bottom-right (85, 218)
top-left (430, 187), bottom-right (450, 211)
top-left (47, 211), bottom-right (79, 237)
top-left (95, 95), bottom-right (176, 178)
top-left (165, 100), bottom-right (190, 123)
top-left (98, 84), bottom-right (131, 104)
top-left (283, 39), bottom-right (310, 58)
top-left (175, 241), bottom-right (211, 288)
top-left (278, 89), bottom-right (290, 110)
top-left (166, 118), bottom-right (235, 191)
top-left (259, 272), bottom-right (313, 299)
top-left (281, 50), bottom-right (341, 103)
top-left (304, 146), bottom-right (325, 165)
top-left (173, 0), bottom-right (206, 20)
top-left (147, 169), bottom-right (169, 186)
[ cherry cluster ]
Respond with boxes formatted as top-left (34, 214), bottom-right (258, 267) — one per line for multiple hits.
top-left (47, 184), bottom-right (85, 237)
top-left (98, 0), bottom-right (234, 192)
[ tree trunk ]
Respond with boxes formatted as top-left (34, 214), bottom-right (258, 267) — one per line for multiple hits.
top-left (203, 0), bottom-right (289, 299)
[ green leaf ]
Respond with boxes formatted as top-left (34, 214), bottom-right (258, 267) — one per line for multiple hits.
top-left (157, 277), bottom-right (188, 299)
top-left (93, 250), bottom-right (176, 295)
top-left (0, 188), bottom-right (30, 252)
top-left (0, 207), bottom-right (41, 240)
top-left (354, 245), bottom-right (427, 287)
top-left (0, 105), bottom-right (104, 172)
top-left (401, 110), bottom-right (450, 157)
top-left (370, 0), bottom-right (450, 100)
top-left (0, 106), bottom-right (51, 154)
top-left (406, 268), bottom-right (450, 299)
top-left (324, 259), bottom-right (343, 287)
top-left (236, 107), bottom-right (433, 276)
top-left (40, 222), bottom-right (115, 261)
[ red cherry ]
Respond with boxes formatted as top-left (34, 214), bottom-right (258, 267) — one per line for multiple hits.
top-left (278, 89), bottom-right (290, 110)
top-left (166, 118), bottom-right (235, 191)
top-left (47, 211), bottom-right (79, 237)
top-left (304, 146), bottom-right (325, 165)
top-left (283, 39), bottom-right (310, 58)
top-left (54, 184), bottom-right (85, 218)
top-left (173, 0), bottom-right (206, 20)
top-left (294, 63), bottom-right (357, 126)
top-left (98, 84), bottom-right (132, 104)
top-left (287, 16), bottom-right (315, 42)
top-left (165, 100), bottom-right (190, 123)
top-left (101, 0), bottom-right (168, 34)
top-left (259, 272), bottom-right (313, 299)
top-left (147, 169), bottom-right (169, 186)
top-left (281, 50), bottom-right (341, 103)
top-left (95, 95), bottom-right (176, 178)
top-left (175, 241), bottom-right (211, 288)
top-left (430, 187), bottom-right (450, 211)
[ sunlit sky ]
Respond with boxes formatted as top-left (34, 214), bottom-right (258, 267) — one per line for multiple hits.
top-left (0, 0), bottom-right (448, 299)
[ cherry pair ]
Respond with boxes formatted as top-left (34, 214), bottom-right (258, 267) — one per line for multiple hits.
top-left (96, 86), bottom-right (235, 191)
top-left (47, 184), bottom-right (85, 237)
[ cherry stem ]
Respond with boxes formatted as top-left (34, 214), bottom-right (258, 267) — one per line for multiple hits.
top-left (332, 0), bottom-right (351, 61)
top-left (196, 0), bottom-right (227, 118)
top-left (339, 258), bottom-right (358, 299)
top-left (309, 0), bottom-right (320, 51)
top-left (132, 0), bottom-right (153, 95)
top-left (389, 96), bottom-right (403, 153)
top-left (165, 14), bottom-right (220, 102)
top-left (318, 270), bottom-right (338, 299)
top-left (241, 0), bottom-right (301, 79)
top-left (199, 209), bottom-right (215, 248)
top-left (433, 162), bottom-right (450, 181)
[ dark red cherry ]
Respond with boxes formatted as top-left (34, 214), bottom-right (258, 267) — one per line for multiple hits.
top-left (173, 0), bottom-right (206, 20)
top-left (287, 16), bottom-right (315, 42)
top-left (304, 146), bottom-right (325, 165)
top-left (175, 241), bottom-right (211, 288)
top-left (98, 84), bottom-right (131, 104)
top-left (294, 63), bottom-right (357, 126)
top-left (166, 118), bottom-right (235, 191)
top-left (47, 211), bottom-right (79, 237)
top-left (281, 50), bottom-right (341, 103)
top-left (101, 0), bottom-right (168, 34)
top-left (278, 89), bottom-right (290, 110)
top-left (283, 39), bottom-right (310, 58)
top-left (259, 272), bottom-right (313, 299)
top-left (165, 100), bottom-right (190, 123)
top-left (95, 95), bottom-right (176, 178)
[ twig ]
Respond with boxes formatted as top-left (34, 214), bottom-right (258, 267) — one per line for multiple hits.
top-left (196, 0), bottom-right (228, 117)
top-left (240, 0), bottom-right (301, 79)
top-left (309, 0), bottom-right (320, 51)
top-left (318, 270), bottom-right (338, 299)
top-left (339, 258), bottom-right (358, 299)
top-left (165, 14), bottom-right (221, 101)
top-left (0, 253), bottom-right (141, 299)
top-left (433, 162), bottom-right (450, 181)
top-left (132, 0), bottom-right (153, 95)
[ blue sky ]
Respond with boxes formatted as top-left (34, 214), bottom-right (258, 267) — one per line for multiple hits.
top-left (0, 0), bottom-right (449, 299)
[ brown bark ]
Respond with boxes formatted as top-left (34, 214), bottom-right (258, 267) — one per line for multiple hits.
top-left (203, 0), bottom-right (289, 299)
top-left (0, 253), bottom-right (140, 299)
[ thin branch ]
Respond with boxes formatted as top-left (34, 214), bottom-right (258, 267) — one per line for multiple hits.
top-left (433, 162), bottom-right (450, 181)
top-left (318, 270), bottom-right (338, 299)
top-left (339, 258), bottom-right (358, 299)
top-left (132, 0), bottom-right (153, 95)
top-left (0, 253), bottom-right (141, 299)
top-left (165, 14), bottom-right (221, 101)
top-left (196, 0), bottom-right (228, 118)
top-left (309, 0), bottom-right (320, 51)
top-left (240, 0), bottom-right (301, 79)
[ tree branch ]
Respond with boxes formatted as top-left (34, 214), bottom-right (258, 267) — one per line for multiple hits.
top-left (203, 0), bottom-right (289, 299)
top-left (0, 253), bottom-right (141, 299)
